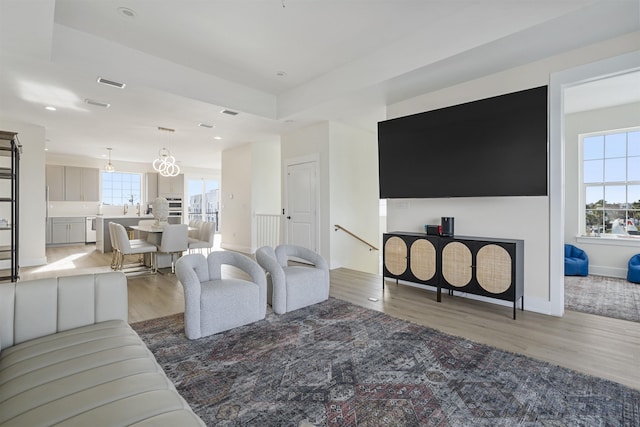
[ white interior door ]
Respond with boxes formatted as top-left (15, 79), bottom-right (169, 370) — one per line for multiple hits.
top-left (285, 160), bottom-right (317, 251)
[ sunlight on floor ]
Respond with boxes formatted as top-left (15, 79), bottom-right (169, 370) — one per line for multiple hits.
top-left (31, 253), bottom-right (87, 273)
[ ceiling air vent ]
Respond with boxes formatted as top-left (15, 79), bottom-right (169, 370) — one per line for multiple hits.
top-left (198, 123), bottom-right (214, 128)
top-left (220, 109), bottom-right (239, 116)
top-left (96, 77), bottom-right (126, 89)
top-left (84, 99), bottom-right (111, 108)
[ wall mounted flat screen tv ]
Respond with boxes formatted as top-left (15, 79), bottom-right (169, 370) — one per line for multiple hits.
top-left (378, 86), bottom-right (548, 198)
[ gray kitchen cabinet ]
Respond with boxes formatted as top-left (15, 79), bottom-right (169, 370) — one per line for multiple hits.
top-left (50, 217), bottom-right (85, 244)
top-left (46, 165), bottom-right (65, 201)
top-left (146, 172), bottom-right (158, 202)
top-left (46, 166), bottom-right (99, 201)
top-left (158, 174), bottom-right (184, 198)
top-left (46, 218), bottom-right (52, 244)
top-left (65, 167), bottom-right (99, 201)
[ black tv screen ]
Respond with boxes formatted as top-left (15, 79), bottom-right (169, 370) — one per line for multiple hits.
top-left (378, 86), bottom-right (548, 198)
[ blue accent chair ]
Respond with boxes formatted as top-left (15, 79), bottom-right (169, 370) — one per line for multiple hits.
top-left (564, 244), bottom-right (589, 276)
top-left (627, 254), bottom-right (640, 283)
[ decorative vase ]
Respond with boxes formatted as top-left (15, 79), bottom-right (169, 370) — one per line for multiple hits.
top-left (153, 197), bottom-right (169, 229)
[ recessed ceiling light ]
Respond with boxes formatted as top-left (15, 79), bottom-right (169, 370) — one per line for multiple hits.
top-left (213, 136), bottom-right (222, 140)
top-left (276, 71), bottom-right (287, 77)
top-left (198, 123), bottom-right (214, 129)
top-left (44, 106), bottom-right (56, 111)
top-left (117, 7), bottom-right (136, 18)
top-left (220, 109), bottom-right (238, 116)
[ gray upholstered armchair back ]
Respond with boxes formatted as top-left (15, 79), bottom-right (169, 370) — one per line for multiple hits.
top-left (256, 244), bottom-right (329, 314)
top-left (176, 252), bottom-right (267, 339)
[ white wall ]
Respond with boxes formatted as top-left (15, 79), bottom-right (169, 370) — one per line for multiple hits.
top-left (251, 141), bottom-right (281, 216)
top-left (385, 32), bottom-right (640, 314)
top-left (0, 119), bottom-right (46, 267)
top-left (329, 122), bottom-right (379, 273)
top-left (565, 102), bottom-right (640, 278)
top-left (251, 141), bottom-right (281, 251)
top-left (220, 144), bottom-right (252, 253)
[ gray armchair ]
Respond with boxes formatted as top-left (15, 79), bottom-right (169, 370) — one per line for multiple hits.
top-left (255, 244), bottom-right (329, 314)
top-left (175, 252), bottom-right (267, 339)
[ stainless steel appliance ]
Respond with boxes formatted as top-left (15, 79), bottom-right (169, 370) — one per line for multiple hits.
top-left (167, 198), bottom-right (183, 222)
top-left (86, 216), bottom-right (96, 243)
top-left (166, 198), bottom-right (182, 210)
top-left (168, 211), bottom-right (183, 221)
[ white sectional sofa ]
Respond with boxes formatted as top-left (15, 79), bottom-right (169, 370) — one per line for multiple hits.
top-left (0, 272), bottom-right (204, 427)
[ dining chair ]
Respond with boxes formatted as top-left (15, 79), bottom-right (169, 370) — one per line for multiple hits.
top-left (113, 223), bottom-right (158, 273)
top-left (188, 219), bottom-right (203, 240)
top-left (108, 222), bottom-right (119, 270)
top-left (188, 221), bottom-right (215, 254)
top-left (157, 224), bottom-right (189, 274)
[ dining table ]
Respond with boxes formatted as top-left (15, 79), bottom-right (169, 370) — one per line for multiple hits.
top-left (127, 224), bottom-right (196, 268)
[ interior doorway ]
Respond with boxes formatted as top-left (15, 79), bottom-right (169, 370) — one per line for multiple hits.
top-left (550, 51), bottom-right (640, 317)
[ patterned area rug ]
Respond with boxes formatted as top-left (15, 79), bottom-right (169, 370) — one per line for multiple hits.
top-left (565, 275), bottom-right (640, 322)
top-left (132, 298), bottom-right (640, 426)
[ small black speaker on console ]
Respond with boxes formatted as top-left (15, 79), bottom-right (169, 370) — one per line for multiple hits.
top-left (425, 225), bottom-right (440, 236)
top-left (441, 217), bottom-right (454, 237)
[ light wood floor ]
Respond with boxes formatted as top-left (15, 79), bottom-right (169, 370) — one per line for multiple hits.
top-left (21, 244), bottom-right (640, 391)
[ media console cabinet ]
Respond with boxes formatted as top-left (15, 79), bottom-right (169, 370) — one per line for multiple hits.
top-left (383, 231), bottom-right (524, 319)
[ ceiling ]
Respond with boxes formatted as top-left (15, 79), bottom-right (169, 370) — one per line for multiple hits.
top-left (0, 0), bottom-right (638, 170)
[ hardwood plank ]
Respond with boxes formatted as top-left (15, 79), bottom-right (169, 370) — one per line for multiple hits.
top-left (20, 244), bottom-right (640, 391)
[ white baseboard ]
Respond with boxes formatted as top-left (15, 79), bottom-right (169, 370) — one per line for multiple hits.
top-left (220, 242), bottom-right (252, 255)
top-left (588, 265), bottom-right (626, 279)
top-left (21, 256), bottom-right (48, 267)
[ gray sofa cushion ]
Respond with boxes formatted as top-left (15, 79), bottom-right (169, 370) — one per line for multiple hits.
top-left (0, 319), bottom-right (203, 427)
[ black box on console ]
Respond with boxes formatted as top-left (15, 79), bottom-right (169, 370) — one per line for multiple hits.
top-left (425, 225), bottom-right (440, 236)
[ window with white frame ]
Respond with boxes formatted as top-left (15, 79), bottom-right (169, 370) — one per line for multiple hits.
top-left (582, 128), bottom-right (640, 235)
top-left (187, 179), bottom-right (219, 226)
top-left (102, 172), bottom-right (142, 206)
